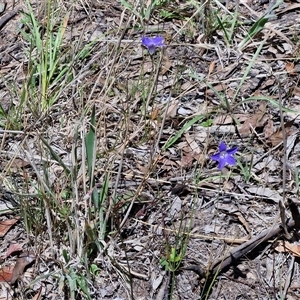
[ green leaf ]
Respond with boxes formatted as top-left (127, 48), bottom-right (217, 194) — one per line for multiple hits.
top-left (169, 247), bottom-right (177, 262)
top-left (62, 249), bottom-right (69, 263)
top-left (216, 15), bottom-right (230, 45)
top-left (98, 174), bottom-right (109, 209)
top-left (200, 119), bottom-right (213, 127)
top-left (61, 190), bottom-right (70, 199)
top-left (77, 277), bottom-right (91, 300)
top-left (159, 257), bottom-right (170, 270)
top-left (65, 273), bottom-right (76, 299)
top-left (39, 135), bottom-right (70, 175)
top-left (237, 96), bottom-right (296, 113)
top-left (163, 115), bottom-right (205, 150)
top-left (169, 247), bottom-right (182, 263)
top-left (85, 105), bottom-right (96, 178)
top-left (238, 16), bottom-right (268, 50)
top-left (90, 264), bottom-right (100, 276)
top-left (234, 38), bottom-right (266, 102)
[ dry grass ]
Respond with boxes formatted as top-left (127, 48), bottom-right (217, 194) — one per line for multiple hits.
top-left (0, 0), bottom-right (300, 299)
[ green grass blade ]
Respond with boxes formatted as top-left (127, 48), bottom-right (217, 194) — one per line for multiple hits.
top-left (238, 0), bottom-right (283, 50)
top-left (216, 15), bottom-right (230, 45)
top-left (238, 16), bottom-right (268, 50)
top-left (85, 105), bottom-right (96, 178)
top-left (48, 13), bottom-right (69, 81)
top-left (163, 115), bottom-right (205, 150)
top-left (98, 174), bottom-right (109, 239)
top-left (233, 38), bottom-right (266, 102)
top-left (236, 96), bottom-right (297, 113)
top-left (228, 10), bottom-right (238, 42)
top-left (39, 135), bottom-right (71, 175)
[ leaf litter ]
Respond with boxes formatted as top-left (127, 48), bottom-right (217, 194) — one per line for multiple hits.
top-left (0, 0), bottom-right (300, 299)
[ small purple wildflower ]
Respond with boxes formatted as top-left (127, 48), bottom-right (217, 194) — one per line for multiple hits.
top-left (211, 142), bottom-right (238, 170)
top-left (141, 36), bottom-right (165, 55)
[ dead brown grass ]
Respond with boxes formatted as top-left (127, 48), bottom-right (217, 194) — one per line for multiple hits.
top-left (0, 0), bottom-right (300, 299)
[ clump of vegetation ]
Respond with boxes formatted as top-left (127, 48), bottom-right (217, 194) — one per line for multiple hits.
top-left (0, 0), bottom-right (299, 299)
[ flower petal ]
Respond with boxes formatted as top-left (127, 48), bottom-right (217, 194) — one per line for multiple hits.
top-left (211, 153), bottom-right (221, 161)
top-left (225, 155), bottom-right (236, 166)
top-left (227, 146), bottom-right (238, 155)
top-left (152, 36), bottom-right (165, 47)
top-left (141, 36), bottom-right (152, 47)
top-left (219, 142), bottom-right (227, 152)
top-left (218, 158), bottom-right (227, 170)
top-left (148, 45), bottom-right (156, 54)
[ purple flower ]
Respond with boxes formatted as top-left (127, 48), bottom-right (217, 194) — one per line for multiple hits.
top-left (211, 142), bottom-right (238, 170)
top-left (141, 36), bottom-right (165, 55)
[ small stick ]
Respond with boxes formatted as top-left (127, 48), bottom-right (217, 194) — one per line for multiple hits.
top-left (0, 8), bottom-right (20, 31)
top-left (208, 219), bottom-right (295, 276)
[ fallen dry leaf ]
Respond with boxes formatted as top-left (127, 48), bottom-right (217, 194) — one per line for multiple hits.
top-left (213, 114), bottom-right (250, 125)
top-left (264, 118), bottom-right (274, 138)
top-left (179, 152), bottom-right (194, 168)
top-left (275, 241), bottom-right (300, 258)
top-left (1, 158), bottom-right (30, 170)
top-left (166, 101), bottom-right (178, 118)
top-left (151, 107), bottom-right (159, 120)
top-left (11, 251), bottom-right (36, 284)
top-left (246, 186), bottom-right (281, 203)
top-left (178, 133), bottom-right (202, 168)
top-left (208, 60), bottom-right (216, 78)
top-left (239, 102), bottom-right (267, 136)
top-left (0, 265), bottom-right (14, 282)
top-left (184, 133), bottom-right (201, 154)
top-left (160, 55), bottom-right (172, 75)
top-left (0, 217), bottom-right (20, 238)
top-left (267, 118), bottom-right (297, 147)
top-left (5, 243), bottom-right (22, 258)
top-left (286, 62), bottom-right (295, 74)
top-left (158, 157), bottom-right (179, 171)
top-left (213, 115), bottom-right (234, 125)
top-left (30, 286), bottom-right (43, 300)
top-left (292, 86), bottom-right (300, 98)
top-left (169, 195), bottom-right (182, 218)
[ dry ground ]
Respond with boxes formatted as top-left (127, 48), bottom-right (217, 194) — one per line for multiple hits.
top-left (1, 0), bottom-right (300, 299)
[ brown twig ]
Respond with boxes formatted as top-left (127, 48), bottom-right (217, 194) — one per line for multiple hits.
top-left (183, 218), bottom-right (296, 296)
top-left (0, 8), bottom-right (20, 31)
top-left (191, 217), bottom-right (295, 300)
top-left (208, 219), bottom-right (295, 276)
